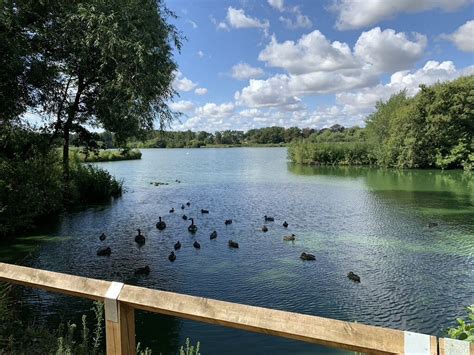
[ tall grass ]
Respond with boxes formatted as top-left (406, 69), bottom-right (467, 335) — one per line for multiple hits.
top-left (80, 149), bottom-right (142, 162)
top-left (289, 141), bottom-right (375, 166)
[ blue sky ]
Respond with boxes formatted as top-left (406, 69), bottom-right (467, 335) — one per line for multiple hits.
top-left (165, 0), bottom-right (474, 131)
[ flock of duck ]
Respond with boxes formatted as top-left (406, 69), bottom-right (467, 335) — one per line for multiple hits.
top-left (96, 202), bottom-right (361, 282)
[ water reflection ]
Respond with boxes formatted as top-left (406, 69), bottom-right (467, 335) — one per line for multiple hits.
top-left (3, 149), bottom-right (473, 354)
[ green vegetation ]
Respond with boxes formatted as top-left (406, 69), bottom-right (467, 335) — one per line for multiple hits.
top-left (76, 148), bottom-right (142, 163)
top-left (0, 124), bottom-right (123, 238)
top-left (127, 126), bottom-right (314, 148)
top-left (1, 0), bottom-right (181, 237)
top-left (447, 306), bottom-right (474, 342)
top-left (1, 0), bottom-right (180, 179)
top-left (289, 76), bottom-right (474, 170)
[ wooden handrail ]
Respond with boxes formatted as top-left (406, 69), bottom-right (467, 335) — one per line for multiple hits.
top-left (0, 262), bottom-right (471, 355)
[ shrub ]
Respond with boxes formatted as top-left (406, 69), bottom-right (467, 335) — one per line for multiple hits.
top-left (447, 305), bottom-right (474, 342)
top-left (69, 164), bottom-right (122, 204)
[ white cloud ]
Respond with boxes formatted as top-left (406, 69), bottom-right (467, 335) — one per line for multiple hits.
top-left (195, 102), bottom-right (235, 118)
top-left (225, 7), bottom-right (269, 35)
top-left (259, 31), bottom-right (358, 74)
top-left (279, 7), bottom-right (312, 29)
top-left (354, 27), bottom-right (427, 73)
top-left (336, 60), bottom-right (474, 116)
top-left (332, 0), bottom-right (470, 30)
top-left (172, 71), bottom-right (198, 92)
top-left (235, 75), bottom-right (301, 108)
top-left (170, 100), bottom-right (195, 112)
top-left (194, 87), bottom-right (208, 95)
top-left (231, 63), bottom-right (264, 80)
top-left (186, 19), bottom-right (198, 29)
top-left (268, 0), bottom-right (285, 12)
top-left (441, 20), bottom-right (474, 52)
top-left (210, 15), bottom-right (229, 31)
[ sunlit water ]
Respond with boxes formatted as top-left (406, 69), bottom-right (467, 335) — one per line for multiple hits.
top-left (4, 148), bottom-right (474, 354)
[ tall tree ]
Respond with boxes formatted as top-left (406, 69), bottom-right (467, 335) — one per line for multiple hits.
top-left (6, 0), bottom-right (182, 180)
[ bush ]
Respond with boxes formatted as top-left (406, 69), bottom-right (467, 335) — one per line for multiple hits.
top-left (447, 305), bottom-right (474, 342)
top-left (288, 141), bottom-right (375, 166)
top-left (0, 126), bottom-right (63, 237)
top-left (81, 149), bottom-right (142, 162)
top-left (69, 164), bottom-right (122, 204)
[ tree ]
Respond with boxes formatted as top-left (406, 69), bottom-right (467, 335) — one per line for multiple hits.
top-left (6, 0), bottom-right (182, 180)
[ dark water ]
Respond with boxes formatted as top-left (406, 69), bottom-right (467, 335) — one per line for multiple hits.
top-left (3, 148), bottom-right (474, 354)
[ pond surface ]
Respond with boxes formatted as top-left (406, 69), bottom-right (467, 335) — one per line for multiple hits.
top-left (4, 148), bottom-right (474, 354)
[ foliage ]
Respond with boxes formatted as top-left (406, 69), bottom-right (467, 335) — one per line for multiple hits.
top-left (447, 305), bottom-right (474, 343)
top-left (179, 338), bottom-right (201, 355)
top-left (289, 141), bottom-right (375, 166)
top-left (69, 164), bottom-right (123, 204)
top-left (126, 126), bottom-right (316, 148)
top-left (0, 124), bottom-right (63, 236)
top-left (1, 0), bottom-right (182, 179)
top-left (0, 125), bottom-right (123, 237)
top-left (290, 76), bottom-right (474, 169)
top-left (79, 149), bottom-right (142, 163)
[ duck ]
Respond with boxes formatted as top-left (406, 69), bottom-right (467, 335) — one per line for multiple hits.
top-left (174, 241), bottom-right (181, 250)
top-left (181, 204), bottom-right (185, 210)
top-left (210, 230), bottom-right (218, 239)
top-left (427, 222), bottom-right (438, 228)
top-left (262, 225), bottom-right (268, 232)
top-left (97, 247), bottom-right (111, 256)
top-left (201, 209), bottom-right (209, 214)
top-left (182, 214), bottom-right (188, 220)
top-left (135, 229), bottom-right (145, 245)
top-left (99, 233), bottom-right (107, 241)
top-left (193, 240), bottom-right (201, 249)
top-left (283, 221), bottom-right (288, 228)
top-left (169, 208), bottom-right (175, 213)
top-left (186, 201), bottom-right (191, 206)
top-left (264, 215), bottom-right (275, 222)
top-left (168, 251), bottom-right (176, 262)
top-left (228, 240), bottom-right (239, 248)
top-left (283, 234), bottom-right (295, 241)
top-left (300, 252), bottom-right (315, 261)
top-left (225, 219), bottom-right (232, 225)
top-left (156, 217), bottom-right (166, 230)
top-left (347, 271), bottom-right (361, 283)
top-left (134, 265), bottom-right (150, 276)
top-left (188, 218), bottom-right (198, 233)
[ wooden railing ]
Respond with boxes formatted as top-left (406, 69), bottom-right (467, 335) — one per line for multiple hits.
top-left (0, 262), bottom-right (472, 355)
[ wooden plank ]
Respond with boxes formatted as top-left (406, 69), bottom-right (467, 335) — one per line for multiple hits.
top-left (438, 338), bottom-right (473, 355)
top-left (119, 285), bottom-right (404, 354)
top-left (0, 262), bottom-right (110, 301)
top-left (119, 303), bottom-right (136, 355)
top-left (104, 304), bottom-right (136, 355)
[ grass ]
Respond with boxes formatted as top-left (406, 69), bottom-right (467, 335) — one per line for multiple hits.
top-left (75, 149), bottom-right (142, 162)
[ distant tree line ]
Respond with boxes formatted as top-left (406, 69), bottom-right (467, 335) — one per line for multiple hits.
top-left (289, 76), bottom-right (473, 170)
top-left (94, 126), bottom-right (341, 148)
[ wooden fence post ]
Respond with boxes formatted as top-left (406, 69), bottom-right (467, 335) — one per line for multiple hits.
top-left (104, 281), bottom-right (136, 355)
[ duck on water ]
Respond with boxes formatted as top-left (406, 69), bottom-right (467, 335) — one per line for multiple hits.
top-left (188, 218), bottom-right (198, 233)
top-left (135, 229), bottom-right (145, 245)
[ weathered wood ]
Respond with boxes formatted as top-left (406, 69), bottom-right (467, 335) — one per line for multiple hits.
top-left (438, 337), bottom-right (473, 355)
top-left (119, 285), bottom-right (404, 354)
top-left (105, 303), bottom-right (136, 354)
top-left (0, 262), bottom-right (110, 301)
top-left (119, 302), bottom-right (136, 355)
top-left (0, 262), bottom-right (452, 355)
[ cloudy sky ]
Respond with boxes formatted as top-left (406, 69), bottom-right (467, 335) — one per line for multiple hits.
top-left (166, 0), bottom-right (474, 131)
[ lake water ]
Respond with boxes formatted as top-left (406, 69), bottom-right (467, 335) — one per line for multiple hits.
top-left (4, 148), bottom-right (474, 354)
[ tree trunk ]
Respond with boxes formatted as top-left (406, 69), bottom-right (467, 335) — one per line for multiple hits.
top-left (63, 123), bottom-right (70, 181)
top-left (62, 75), bottom-right (84, 184)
